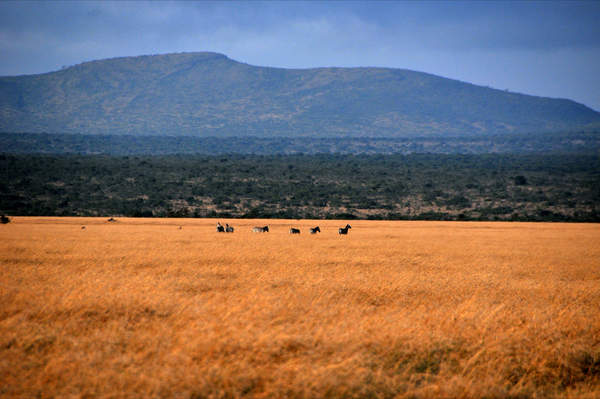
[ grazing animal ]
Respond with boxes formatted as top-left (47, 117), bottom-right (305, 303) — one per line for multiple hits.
top-left (252, 226), bottom-right (269, 233)
top-left (107, 217), bottom-right (117, 222)
top-left (216, 222), bottom-right (225, 232)
top-left (338, 224), bottom-right (352, 235)
top-left (289, 228), bottom-right (300, 234)
top-left (309, 226), bottom-right (321, 234)
top-left (225, 224), bottom-right (234, 233)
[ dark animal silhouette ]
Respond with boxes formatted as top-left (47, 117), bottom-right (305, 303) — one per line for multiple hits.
top-left (309, 226), bottom-right (321, 234)
top-left (225, 224), bottom-right (234, 233)
top-left (252, 226), bottom-right (269, 233)
top-left (0, 215), bottom-right (10, 224)
top-left (216, 222), bottom-right (225, 232)
top-left (338, 224), bottom-right (352, 235)
top-left (107, 217), bottom-right (117, 222)
top-left (289, 228), bottom-right (300, 234)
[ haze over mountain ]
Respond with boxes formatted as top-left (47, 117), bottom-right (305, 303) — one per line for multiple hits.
top-left (1, 52), bottom-right (599, 137)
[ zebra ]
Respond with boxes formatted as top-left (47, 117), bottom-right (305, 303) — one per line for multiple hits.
top-left (225, 224), bottom-right (234, 233)
top-left (338, 224), bottom-right (352, 235)
top-left (252, 226), bottom-right (269, 233)
top-left (289, 228), bottom-right (300, 234)
top-left (309, 226), bottom-right (321, 234)
top-left (216, 222), bottom-right (225, 232)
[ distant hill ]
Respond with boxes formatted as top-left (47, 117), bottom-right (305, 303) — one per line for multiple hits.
top-left (1, 52), bottom-right (599, 137)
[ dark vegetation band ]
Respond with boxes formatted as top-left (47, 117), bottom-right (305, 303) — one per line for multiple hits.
top-left (1, 153), bottom-right (598, 222)
top-left (1, 131), bottom-right (599, 155)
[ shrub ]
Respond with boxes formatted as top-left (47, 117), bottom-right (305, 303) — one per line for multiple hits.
top-left (514, 175), bottom-right (528, 185)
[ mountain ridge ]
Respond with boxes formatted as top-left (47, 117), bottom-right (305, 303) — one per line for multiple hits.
top-left (1, 52), bottom-right (599, 137)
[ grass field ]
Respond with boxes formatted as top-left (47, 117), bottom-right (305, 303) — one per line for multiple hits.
top-left (1, 217), bottom-right (599, 398)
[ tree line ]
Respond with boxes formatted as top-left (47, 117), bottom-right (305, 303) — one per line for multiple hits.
top-left (1, 153), bottom-right (598, 222)
top-left (1, 131), bottom-right (599, 155)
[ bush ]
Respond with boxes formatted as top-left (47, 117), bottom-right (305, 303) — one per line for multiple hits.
top-left (514, 175), bottom-right (528, 185)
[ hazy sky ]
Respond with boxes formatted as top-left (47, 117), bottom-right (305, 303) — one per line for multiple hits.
top-left (1, 1), bottom-right (599, 111)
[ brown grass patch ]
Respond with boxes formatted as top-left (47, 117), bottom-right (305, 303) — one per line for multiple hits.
top-left (1, 217), bottom-right (599, 398)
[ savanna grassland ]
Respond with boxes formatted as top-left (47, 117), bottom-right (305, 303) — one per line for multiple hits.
top-left (1, 217), bottom-right (599, 398)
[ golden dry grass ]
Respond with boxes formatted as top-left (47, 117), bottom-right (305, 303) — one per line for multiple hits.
top-left (1, 217), bottom-right (599, 398)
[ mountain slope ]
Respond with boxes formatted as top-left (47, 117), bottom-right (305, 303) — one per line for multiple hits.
top-left (1, 52), bottom-right (599, 137)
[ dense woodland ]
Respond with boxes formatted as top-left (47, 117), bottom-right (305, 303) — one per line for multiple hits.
top-left (2, 131), bottom-right (599, 155)
top-left (1, 153), bottom-right (598, 221)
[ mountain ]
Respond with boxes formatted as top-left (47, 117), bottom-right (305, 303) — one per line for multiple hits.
top-left (1, 52), bottom-right (599, 137)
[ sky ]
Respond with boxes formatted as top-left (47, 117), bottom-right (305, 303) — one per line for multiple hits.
top-left (1, 1), bottom-right (599, 111)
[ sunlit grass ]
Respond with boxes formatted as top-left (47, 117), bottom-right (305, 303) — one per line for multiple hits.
top-left (1, 217), bottom-right (599, 398)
